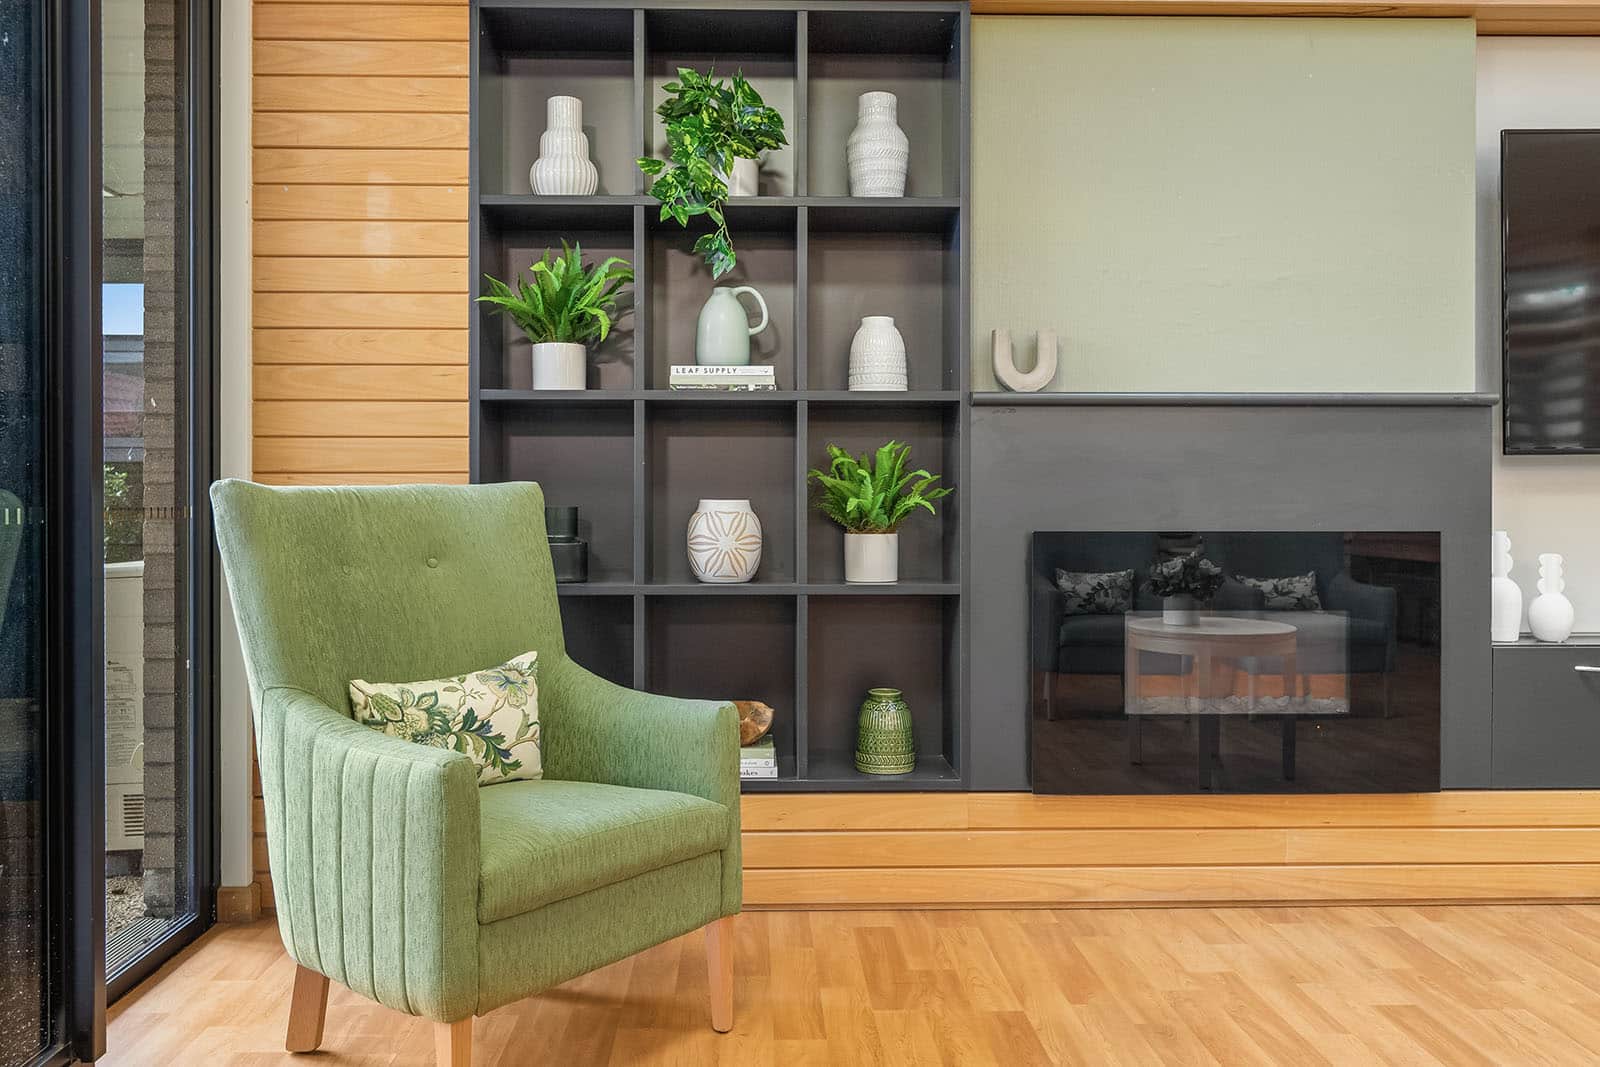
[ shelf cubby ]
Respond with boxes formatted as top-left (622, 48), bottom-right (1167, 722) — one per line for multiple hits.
top-left (471, 2), bottom-right (969, 792)
top-left (806, 594), bottom-right (960, 786)
top-left (476, 7), bottom-right (640, 197)
top-left (806, 403), bottom-right (959, 584)
top-left (805, 8), bottom-right (962, 198)
top-left (647, 594), bottom-right (799, 774)
top-left (806, 220), bottom-right (958, 390)
top-left (477, 213), bottom-right (637, 391)
top-left (644, 10), bottom-right (799, 198)
top-left (479, 401), bottom-right (635, 584)
top-left (644, 405), bottom-right (797, 585)
top-left (559, 595), bottom-right (635, 688)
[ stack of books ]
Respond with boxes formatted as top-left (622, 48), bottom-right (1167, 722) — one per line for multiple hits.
top-left (740, 737), bottom-right (778, 780)
top-left (669, 365), bottom-right (777, 391)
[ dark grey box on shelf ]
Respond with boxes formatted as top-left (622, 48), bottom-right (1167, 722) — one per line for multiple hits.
top-left (469, 1), bottom-right (971, 792)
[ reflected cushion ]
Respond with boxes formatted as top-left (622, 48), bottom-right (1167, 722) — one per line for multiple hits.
top-left (1055, 568), bottom-right (1135, 615)
top-left (1235, 572), bottom-right (1321, 611)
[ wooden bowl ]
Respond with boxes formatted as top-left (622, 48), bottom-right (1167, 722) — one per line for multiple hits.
top-left (735, 700), bottom-right (774, 746)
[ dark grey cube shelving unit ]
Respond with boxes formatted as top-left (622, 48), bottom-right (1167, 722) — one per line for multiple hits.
top-left (470, 0), bottom-right (970, 791)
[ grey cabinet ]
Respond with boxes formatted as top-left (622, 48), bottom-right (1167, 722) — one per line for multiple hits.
top-left (1492, 640), bottom-right (1600, 787)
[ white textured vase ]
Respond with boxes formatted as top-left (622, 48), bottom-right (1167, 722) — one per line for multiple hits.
top-left (687, 499), bottom-right (762, 584)
top-left (848, 315), bottom-right (907, 391)
top-left (845, 532), bottom-right (898, 584)
top-left (529, 95), bottom-right (599, 195)
top-left (846, 91), bottom-right (909, 197)
top-left (530, 342), bottom-right (586, 391)
top-left (1491, 530), bottom-right (1523, 643)
top-left (1529, 552), bottom-right (1575, 643)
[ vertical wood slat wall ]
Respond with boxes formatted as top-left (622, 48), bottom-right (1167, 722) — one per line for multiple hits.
top-left (250, 0), bottom-right (472, 908)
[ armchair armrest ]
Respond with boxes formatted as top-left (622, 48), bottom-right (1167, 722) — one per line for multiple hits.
top-left (539, 656), bottom-right (741, 914)
top-left (256, 685), bottom-right (480, 1022)
top-left (1326, 572), bottom-right (1399, 668)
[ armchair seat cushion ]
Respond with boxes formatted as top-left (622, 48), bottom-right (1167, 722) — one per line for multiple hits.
top-left (477, 779), bottom-right (729, 924)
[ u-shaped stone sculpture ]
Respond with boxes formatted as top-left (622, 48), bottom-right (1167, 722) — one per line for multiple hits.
top-left (992, 328), bottom-right (1058, 392)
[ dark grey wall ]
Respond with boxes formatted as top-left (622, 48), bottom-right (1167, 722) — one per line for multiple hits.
top-left (966, 400), bottom-right (1494, 791)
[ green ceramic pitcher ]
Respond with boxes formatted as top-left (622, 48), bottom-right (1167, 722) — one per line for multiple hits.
top-left (855, 687), bottom-right (915, 775)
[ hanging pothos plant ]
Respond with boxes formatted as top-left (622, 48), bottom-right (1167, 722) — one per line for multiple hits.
top-left (638, 68), bottom-right (787, 279)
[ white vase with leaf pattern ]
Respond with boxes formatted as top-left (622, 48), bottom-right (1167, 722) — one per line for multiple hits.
top-left (687, 500), bottom-right (762, 584)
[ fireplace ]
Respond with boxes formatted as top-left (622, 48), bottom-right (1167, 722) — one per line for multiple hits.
top-left (1030, 531), bottom-right (1441, 794)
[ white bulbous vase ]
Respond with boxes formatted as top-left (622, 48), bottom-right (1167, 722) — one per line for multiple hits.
top-left (1528, 552), bottom-right (1575, 643)
top-left (848, 315), bottom-right (907, 391)
top-left (529, 95), bottom-right (599, 196)
top-left (1490, 530), bottom-right (1523, 643)
top-left (687, 500), bottom-right (762, 584)
top-left (846, 91), bottom-right (909, 197)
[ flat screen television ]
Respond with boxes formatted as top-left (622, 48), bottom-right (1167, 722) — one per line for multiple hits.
top-left (1502, 129), bottom-right (1600, 454)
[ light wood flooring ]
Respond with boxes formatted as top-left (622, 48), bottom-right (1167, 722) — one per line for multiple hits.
top-left (103, 904), bottom-right (1600, 1065)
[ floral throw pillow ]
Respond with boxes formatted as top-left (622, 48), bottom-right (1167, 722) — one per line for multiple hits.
top-left (1054, 568), bottom-right (1135, 615)
top-left (349, 650), bottom-right (542, 786)
top-left (1236, 572), bottom-right (1322, 611)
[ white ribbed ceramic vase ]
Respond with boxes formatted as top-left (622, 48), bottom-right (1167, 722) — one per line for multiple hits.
top-left (687, 499), bottom-right (762, 584)
top-left (1529, 552), bottom-right (1575, 643)
top-left (1490, 530), bottom-right (1522, 643)
top-left (847, 91), bottom-right (909, 197)
top-left (848, 315), bottom-right (907, 391)
top-left (530, 95), bottom-right (599, 195)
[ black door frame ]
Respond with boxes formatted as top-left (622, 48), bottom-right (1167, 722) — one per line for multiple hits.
top-left (33, 0), bottom-right (219, 1059)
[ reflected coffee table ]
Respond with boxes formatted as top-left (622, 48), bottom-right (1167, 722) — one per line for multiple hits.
top-left (1124, 615), bottom-right (1300, 789)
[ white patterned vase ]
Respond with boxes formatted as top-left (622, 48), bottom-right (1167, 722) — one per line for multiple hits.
top-left (529, 95), bottom-right (599, 195)
top-left (1490, 530), bottom-right (1523, 643)
top-left (687, 499), bottom-right (762, 584)
top-left (846, 91), bottom-right (909, 197)
top-left (1528, 552), bottom-right (1575, 643)
top-left (848, 315), bottom-right (907, 391)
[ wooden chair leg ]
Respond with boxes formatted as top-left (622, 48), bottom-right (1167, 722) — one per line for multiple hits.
top-left (435, 1018), bottom-right (473, 1067)
top-left (285, 965), bottom-right (329, 1053)
top-left (706, 916), bottom-right (734, 1033)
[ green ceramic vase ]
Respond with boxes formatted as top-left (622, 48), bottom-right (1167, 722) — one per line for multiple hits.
top-left (855, 687), bottom-right (915, 775)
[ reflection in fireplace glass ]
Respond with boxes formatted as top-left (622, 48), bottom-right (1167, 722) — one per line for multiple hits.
top-left (1030, 532), bottom-right (1441, 794)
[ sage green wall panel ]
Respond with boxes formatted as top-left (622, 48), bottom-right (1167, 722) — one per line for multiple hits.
top-left (971, 17), bottom-right (1476, 393)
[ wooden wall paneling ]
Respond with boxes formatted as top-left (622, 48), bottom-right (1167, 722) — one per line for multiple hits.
top-left (253, 329), bottom-right (468, 364)
top-left (253, 112), bottom-right (470, 150)
top-left (254, 257), bottom-right (469, 293)
top-left (252, 185), bottom-right (466, 222)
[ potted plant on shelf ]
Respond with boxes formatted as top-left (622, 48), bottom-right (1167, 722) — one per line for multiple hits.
top-left (638, 68), bottom-right (787, 279)
top-left (808, 441), bottom-right (952, 584)
top-left (1146, 549), bottom-right (1225, 626)
top-left (476, 243), bottom-right (632, 391)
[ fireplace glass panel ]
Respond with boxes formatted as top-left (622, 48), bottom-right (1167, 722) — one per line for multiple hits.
top-left (1030, 532), bottom-right (1441, 794)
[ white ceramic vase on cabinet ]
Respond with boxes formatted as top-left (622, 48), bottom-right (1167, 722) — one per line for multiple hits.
top-left (1490, 531), bottom-right (1523, 643)
top-left (1528, 552), bottom-right (1575, 643)
top-left (530, 95), bottom-right (599, 195)
top-left (687, 500), bottom-right (762, 584)
top-left (848, 316), bottom-right (907, 391)
top-left (846, 91), bottom-right (908, 197)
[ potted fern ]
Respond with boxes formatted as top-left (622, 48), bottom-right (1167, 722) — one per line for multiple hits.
top-left (477, 243), bottom-right (632, 390)
top-left (638, 68), bottom-right (787, 278)
top-left (808, 441), bottom-right (952, 584)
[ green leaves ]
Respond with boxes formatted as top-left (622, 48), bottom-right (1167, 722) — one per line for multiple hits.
top-left (806, 440), bottom-right (954, 534)
top-left (638, 67), bottom-right (787, 279)
top-left (475, 242), bottom-right (633, 346)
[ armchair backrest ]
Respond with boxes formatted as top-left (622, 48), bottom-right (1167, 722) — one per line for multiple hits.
top-left (211, 479), bottom-right (565, 718)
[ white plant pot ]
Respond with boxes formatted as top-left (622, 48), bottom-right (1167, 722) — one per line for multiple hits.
top-left (1162, 594), bottom-right (1200, 626)
top-left (717, 157), bottom-right (760, 197)
top-left (530, 95), bottom-right (599, 195)
top-left (530, 342), bottom-right (586, 391)
top-left (687, 499), bottom-right (762, 584)
top-left (847, 91), bottom-right (909, 198)
top-left (845, 532), bottom-right (899, 584)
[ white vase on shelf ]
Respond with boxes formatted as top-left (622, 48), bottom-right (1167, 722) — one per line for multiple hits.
top-left (1528, 552), bottom-right (1575, 643)
top-left (717, 157), bottom-right (759, 197)
top-left (687, 500), bottom-right (762, 584)
top-left (846, 91), bottom-right (909, 197)
top-left (529, 341), bottom-right (586, 391)
top-left (529, 95), bottom-right (599, 196)
top-left (848, 316), bottom-right (907, 391)
top-left (1491, 530), bottom-right (1523, 643)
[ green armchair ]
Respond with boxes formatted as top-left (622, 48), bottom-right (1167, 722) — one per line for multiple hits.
top-left (211, 480), bottom-right (741, 1065)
